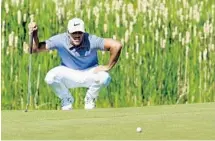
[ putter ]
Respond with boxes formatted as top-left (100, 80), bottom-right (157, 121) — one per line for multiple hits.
top-left (25, 33), bottom-right (33, 112)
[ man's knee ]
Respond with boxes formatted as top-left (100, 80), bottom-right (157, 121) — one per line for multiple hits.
top-left (97, 72), bottom-right (111, 86)
top-left (45, 72), bottom-right (54, 84)
top-left (44, 71), bottom-right (61, 85)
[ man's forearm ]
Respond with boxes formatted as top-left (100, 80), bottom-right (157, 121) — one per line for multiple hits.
top-left (107, 43), bottom-right (122, 70)
top-left (28, 22), bottom-right (47, 53)
top-left (32, 33), bottom-right (40, 53)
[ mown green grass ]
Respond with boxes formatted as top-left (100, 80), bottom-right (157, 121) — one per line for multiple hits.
top-left (2, 102), bottom-right (215, 140)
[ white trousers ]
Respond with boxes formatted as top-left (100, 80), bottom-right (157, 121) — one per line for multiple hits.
top-left (44, 66), bottom-right (111, 106)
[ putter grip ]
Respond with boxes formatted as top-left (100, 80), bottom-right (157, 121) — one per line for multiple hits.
top-left (29, 33), bottom-right (33, 54)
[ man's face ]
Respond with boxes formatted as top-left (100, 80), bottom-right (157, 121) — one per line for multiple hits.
top-left (69, 31), bottom-right (84, 46)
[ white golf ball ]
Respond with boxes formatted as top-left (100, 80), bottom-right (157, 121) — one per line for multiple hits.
top-left (136, 127), bottom-right (142, 133)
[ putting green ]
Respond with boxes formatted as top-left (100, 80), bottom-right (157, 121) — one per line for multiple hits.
top-left (2, 102), bottom-right (215, 140)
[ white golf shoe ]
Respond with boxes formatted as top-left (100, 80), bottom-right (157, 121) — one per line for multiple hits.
top-left (61, 97), bottom-right (74, 110)
top-left (61, 104), bottom-right (72, 110)
top-left (84, 96), bottom-right (96, 110)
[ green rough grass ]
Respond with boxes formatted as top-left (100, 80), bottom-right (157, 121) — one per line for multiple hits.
top-left (2, 102), bottom-right (215, 140)
top-left (2, 0), bottom-right (215, 109)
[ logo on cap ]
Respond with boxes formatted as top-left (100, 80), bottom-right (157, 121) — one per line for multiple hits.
top-left (74, 23), bottom-right (80, 26)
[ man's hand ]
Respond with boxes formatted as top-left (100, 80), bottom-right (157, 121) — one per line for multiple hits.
top-left (94, 65), bottom-right (110, 73)
top-left (28, 22), bottom-right (38, 36)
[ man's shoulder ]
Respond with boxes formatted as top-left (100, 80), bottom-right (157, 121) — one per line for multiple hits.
top-left (47, 32), bottom-right (68, 44)
top-left (51, 32), bottom-right (67, 39)
top-left (84, 33), bottom-right (103, 41)
top-left (46, 32), bottom-right (69, 49)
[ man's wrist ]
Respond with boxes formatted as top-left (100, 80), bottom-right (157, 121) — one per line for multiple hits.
top-left (105, 65), bottom-right (111, 71)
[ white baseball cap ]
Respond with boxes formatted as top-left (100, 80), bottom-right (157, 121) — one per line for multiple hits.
top-left (67, 18), bottom-right (85, 33)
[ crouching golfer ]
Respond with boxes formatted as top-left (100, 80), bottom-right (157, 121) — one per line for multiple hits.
top-left (28, 18), bottom-right (122, 110)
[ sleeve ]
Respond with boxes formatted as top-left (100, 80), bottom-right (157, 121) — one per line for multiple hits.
top-left (90, 34), bottom-right (105, 50)
top-left (45, 34), bottom-right (62, 50)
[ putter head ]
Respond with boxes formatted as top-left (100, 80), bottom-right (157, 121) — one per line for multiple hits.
top-left (25, 104), bottom-right (29, 112)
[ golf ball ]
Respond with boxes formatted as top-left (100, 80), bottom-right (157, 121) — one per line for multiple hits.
top-left (136, 127), bottom-right (142, 133)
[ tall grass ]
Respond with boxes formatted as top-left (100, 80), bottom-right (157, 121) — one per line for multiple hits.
top-left (1, 0), bottom-right (215, 109)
